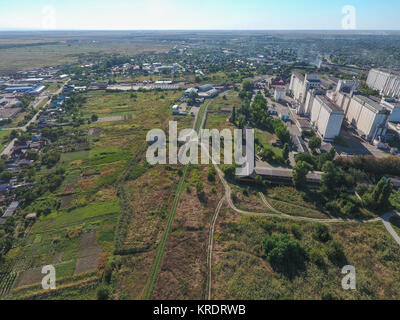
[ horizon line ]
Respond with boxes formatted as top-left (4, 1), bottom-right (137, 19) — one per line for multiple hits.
top-left (1, 29), bottom-right (400, 32)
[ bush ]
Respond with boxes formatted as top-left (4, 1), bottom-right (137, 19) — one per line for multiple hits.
top-left (290, 224), bottom-right (302, 239)
top-left (325, 239), bottom-right (346, 265)
top-left (312, 223), bottom-right (332, 242)
top-left (310, 248), bottom-right (325, 266)
top-left (207, 167), bottom-right (216, 182)
top-left (96, 284), bottom-right (110, 300)
top-left (308, 136), bottom-right (322, 151)
top-left (263, 233), bottom-right (306, 276)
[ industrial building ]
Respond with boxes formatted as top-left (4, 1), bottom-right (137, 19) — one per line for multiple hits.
top-left (307, 92), bottom-right (344, 142)
top-left (4, 85), bottom-right (45, 95)
top-left (184, 87), bottom-right (198, 97)
top-left (335, 79), bottom-right (360, 93)
top-left (328, 90), bottom-right (390, 142)
top-left (198, 84), bottom-right (213, 92)
top-left (289, 72), bottom-right (321, 114)
top-left (380, 97), bottom-right (400, 123)
top-left (366, 68), bottom-right (400, 98)
top-left (274, 86), bottom-right (286, 102)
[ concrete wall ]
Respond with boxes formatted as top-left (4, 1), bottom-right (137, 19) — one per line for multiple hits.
top-left (367, 69), bottom-right (400, 98)
top-left (310, 96), bottom-right (344, 141)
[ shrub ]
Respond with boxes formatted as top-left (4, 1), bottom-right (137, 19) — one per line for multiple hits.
top-left (312, 223), bottom-right (332, 242)
top-left (325, 239), bottom-right (346, 265)
top-left (310, 248), bottom-right (325, 266)
top-left (290, 224), bottom-right (302, 239)
top-left (262, 233), bottom-right (306, 276)
top-left (96, 284), bottom-right (110, 300)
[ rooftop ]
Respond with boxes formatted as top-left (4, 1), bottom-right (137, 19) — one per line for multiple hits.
top-left (354, 95), bottom-right (389, 114)
top-left (316, 95), bottom-right (343, 113)
top-left (292, 71), bottom-right (305, 82)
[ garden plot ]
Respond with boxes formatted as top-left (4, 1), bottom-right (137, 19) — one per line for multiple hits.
top-left (74, 231), bottom-right (102, 275)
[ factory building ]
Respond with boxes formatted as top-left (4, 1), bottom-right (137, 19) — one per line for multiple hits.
top-left (336, 79), bottom-right (360, 93)
top-left (198, 84), bottom-right (213, 92)
top-left (184, 87), bottom-right (198, 97)
top-left (289, 72), bottom-right (321, 114)
top-left (366, 68), bottom-right (400, 98)
top-left (4, 85), bottom-right (45, 95)
top-left (380, 97), bottom-right (400, 123)
top-left (274, 86), bottom-right (286, 102)
top-left (328, 90), bottom-right (390, 142)
top-left (306, 92), bottom-right (344, 142)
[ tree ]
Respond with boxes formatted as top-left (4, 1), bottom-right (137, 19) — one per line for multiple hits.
top-left (0, 171), bottom-right (12, 182)
top-left (308, 136), bottom-right (322, 151)
top-left (260, 149), bottom-right (275, 163)
top-left (283, 143), bottom-right (290, 162)
top-left (367, 177), bottom-right (393, 211)
top-left (242, 80), bottom-right (253, 92)
top-left (263, 233), bottom-right (306, 276)
top-left (10, 130), bottom-right (19, 140)
top-left (292, 161), bottom-right (312, 189)
top-left (188, 90), bottom-right (198, 106)
top-left (96, 284), bottom-right (110, 300)
top-left (231, 106), bottom-right (236, 124)
top-left (275, 126), bottom-right (290, 145)
top-left (321, 161), bottom-right (338, 191)
top-left (91, 114), bottom-right (98, 122)
top-left (295, 152), bottom-right (315, 168)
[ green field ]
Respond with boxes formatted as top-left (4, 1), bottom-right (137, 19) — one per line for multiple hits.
top-left (212, 212), bottom-right (400, 300)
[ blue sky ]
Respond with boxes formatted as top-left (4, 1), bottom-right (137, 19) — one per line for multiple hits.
top-left (0, 0), bottom-right (399, 30)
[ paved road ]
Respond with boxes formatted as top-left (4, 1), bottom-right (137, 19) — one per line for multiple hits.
top-left (380, 211), bottom-right (400, 246)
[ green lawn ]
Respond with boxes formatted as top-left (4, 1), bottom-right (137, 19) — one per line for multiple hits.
top-left (32, 200), bottom-right (120, 233)
top-left (255, 129), bottom-right (283, 158)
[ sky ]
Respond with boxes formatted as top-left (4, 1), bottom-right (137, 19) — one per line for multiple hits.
top-left (0, 0), bottom-right (399, 31)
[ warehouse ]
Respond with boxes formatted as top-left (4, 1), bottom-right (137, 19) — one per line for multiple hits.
top-left (198, 84), bottom-right (213, 92)
top-left (289, 72), bottom-right (321, 114)
top-left (308, 93), bottom-right (344, 142)
top-left (5, 86), bottom-right (33, 93)
top-left (381, 97), bottom-right (400, 123)
top-left (366, 68), bottom-right (400, 98)
top-left (344, 95), bottom-right (390, 141)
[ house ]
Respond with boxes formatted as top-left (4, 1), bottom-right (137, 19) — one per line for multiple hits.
top-left (25, 213), bottom-right (37, 219)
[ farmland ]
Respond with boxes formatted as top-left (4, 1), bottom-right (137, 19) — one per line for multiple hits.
top-left (0, 88), bottom-right (188, 299)
top-left (0, 32), bottom-right (172, 75)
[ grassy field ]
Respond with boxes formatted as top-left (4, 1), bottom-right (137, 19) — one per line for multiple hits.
top-left (255, 129), bottom-right (283, 159)
top-left (0, 130), bottom-right (10, 152)
top-left (208, 90), bottom-right (242, 112)
top-left (0, 35), bottom-right (171, 75)
top-left (212, 210), bottom-right (400, 300)
top-left (205, 113), bottom-right (235, 132)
